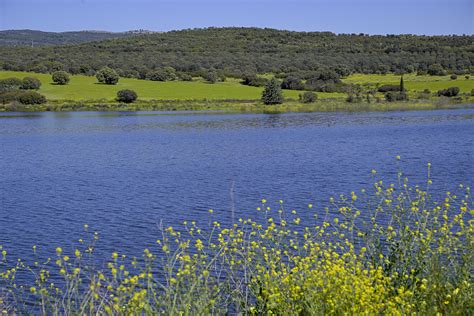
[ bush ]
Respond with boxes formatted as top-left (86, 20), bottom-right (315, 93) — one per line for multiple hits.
top-left (52, 71), bottom-right (70, 85)
top-left (96, 67), bottom-right (119, 85)
top-left (148, 67), bottom-right (177, 81)
top-left (0, 91), bottom-right (20, 104)
top-left (450, 74), bottom-right (458, 80)
top-left (17, 91), bottom-right (47, 104)
top-left (116, 89), bottom-right (138, 103)
top-left (262, 77), bottom-right (283, 105)
top-left (203, 71), bottom-right (220, 84)
top-left (437, 87), bottom-right (460, 97)
top-left (178, 73), bottom-right (193, 81)
top-left (281, 76), bottom-right (304, 90)
top-left (385, 91), bottom-right (408, 102)
top-left (465, 75), bottom-right (470, 80)
top-left (241, 74), bottom-right (268, 87)
top-left (299, 91), bottom-right (317, 103)
top-left (427, 63), bottom-right (446, 76)
top-left (21, 77), bottom-right (41, 90)
top-left (346, 93), bottom-right (362, 103)
top-left (377, 84), bottom-right (400, 93)
top-left (0, 77), bottom-right (23, 92)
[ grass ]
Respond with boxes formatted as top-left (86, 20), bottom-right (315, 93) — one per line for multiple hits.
top-left (343, 73), bottom-right (474, 93)
top-left (0, 165), bottom-right (472, 314)
top-left (0, 71), bottom-right (343, 101)
top-left (1, 71), bottom-right (472, 113)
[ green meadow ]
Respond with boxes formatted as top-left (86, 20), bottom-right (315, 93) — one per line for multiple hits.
top-left (0, 71), bottom-right (328, 101)
top-left (343, 73), bottom-right (474, 93)
top-left (0, 71), bottom-right (472, 112)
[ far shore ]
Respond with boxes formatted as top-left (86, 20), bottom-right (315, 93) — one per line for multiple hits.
top-left (1, 98), bottom-right (473, 114)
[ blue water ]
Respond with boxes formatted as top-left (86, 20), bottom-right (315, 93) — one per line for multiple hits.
top-left (0, 109), bottom-right (473, 261)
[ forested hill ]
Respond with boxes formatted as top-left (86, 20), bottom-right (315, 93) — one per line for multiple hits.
top-left (0, 27), bottom-right (472, 77)
top-left (0, 29), bottom-right (150, 46)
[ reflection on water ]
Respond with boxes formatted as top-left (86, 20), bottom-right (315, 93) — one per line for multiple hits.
top-left (1, 110), bottom-right (474, 135)
top-left (0, 109), bottom-right (473, 261)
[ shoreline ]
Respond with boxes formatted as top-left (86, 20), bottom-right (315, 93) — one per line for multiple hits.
top-left (1, 98), bottom-right (473, 113)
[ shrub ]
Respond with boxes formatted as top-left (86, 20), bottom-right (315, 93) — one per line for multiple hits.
top-left (377, 84), bottom-right (400, 93)
top-left (281, 76), bottom-right (304, 90)
top-left (427, 63), bottom-right (446, 76)
top-left (52, 71), bottom-right (70, 85)
top-left (465, 75), bottom-right (470, 80)
top-left (346, 93), bottom-right (362, 103)
top-left (116, 89), bottom-right (138, 103)
top-left (21, 77), bottom-right (41, 90)
top-left (299, 91), bottom-right (317, 103)
top-left (0, 91), bottom-right (21, 104)
top-left (385, 91), bottom-right (408, 102)
top-left (178, 73), bottom-right (193, 81)
top-left (96, 67), bottom-right (119, 85)
top-left (0, 77), bottom-right (23, 93)
top-left (437, 87), bottom-right (460, 97)
top-left (450, 74), bottom-right (458, 80)
top-left (17, 91), bottom-right (47, 104)
top-left (241, 74), bottom-right (268, 87)
top-left (148, 67), bottom-right (177, 81)
top-left (203, 71), bottom-right (219, 84)
top-left (262, 77), bottom-right (283, 104)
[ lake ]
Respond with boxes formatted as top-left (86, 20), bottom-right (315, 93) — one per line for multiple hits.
top-left (0, 109), bottom-right (473, 261)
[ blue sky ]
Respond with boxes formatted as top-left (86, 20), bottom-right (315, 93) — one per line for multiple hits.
top-left (0, 0), bottom-right (472, 35)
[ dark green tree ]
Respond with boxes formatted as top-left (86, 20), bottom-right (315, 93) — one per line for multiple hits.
top-left (262, 77), bottom-right (283, 105)
top-left (21, 77), bottom-right (41, 90)
top-left (437, 87), bottom-right (459, 97)
top-left (400, 76), bottom-right (405, 92)
top-left (52, 71), bottom-right (70, 85)
top-left (203, 71), bottom-right (218, 84)
top-left (96, 67), bottom-right (119, 85)
top-left (17, 91), bottom-right (47, 104)
top-left (299, 91), bottom-right (317, 103)
top-left (116, 89), bottom-right (138, 103)
top-left (281, 76), bottom-right (304, 90)
top-left (427, 64), bottom-right (446, 76)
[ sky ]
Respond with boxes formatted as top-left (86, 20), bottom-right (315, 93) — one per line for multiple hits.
top-left (0, 0), bottom-right (472, 35)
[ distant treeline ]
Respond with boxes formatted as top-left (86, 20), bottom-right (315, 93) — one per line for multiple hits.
top-left (0, 29), bottom-right (145, 46)
top-left (0, 27), bottom-right (473, 80)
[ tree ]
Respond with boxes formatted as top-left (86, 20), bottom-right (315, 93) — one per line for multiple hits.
top-left (400, 75), bottom-right (405, 92)
top-left (299, 91), bottom-right (317, 103)
top-left (116, 89), bottom-right (138, 103)
top-left (52, 71), bottom-right (70, 85)
top-left (178, 73), bottom-right (193, 81)
top-left (241, 73), bottom-right (267, 87)
top-left (203, 71), bottom-right (218, 84)
top-left (437, 87), bottom-right (459, 97)
top-left (0, 77), bottom-right (23, 93)
top-left (21, 77), bottom-right (41, 90)
top-left (96, 67), bottom-right (119, 85)
top-left (427, 64), bottom-right (446, 76)
top-left (17, 91), bottom-right (47, 104)
top-left (281, 76), bottom-right (304, 90)
top-left (378, 85), bottom-right (400, 93)
top-left (385, 91), bottom-right (408, 102)
top-left (148, 67), bottom-right (177, 81)
top-left (450, 74), bottom-right (457, 80)
top-left (262, 77), bottom-right (283, 105)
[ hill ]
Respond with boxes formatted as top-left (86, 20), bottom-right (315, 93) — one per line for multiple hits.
top-left (0, 27), bottom-right (472, 78)
top-left (0, 29), bottom-right (150, 46)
